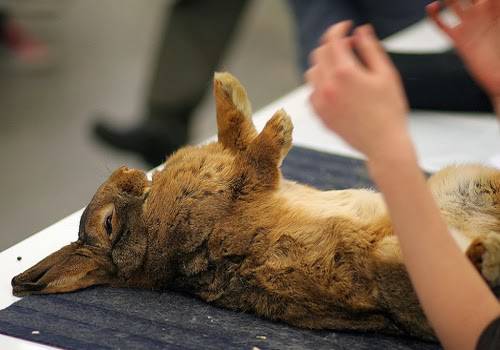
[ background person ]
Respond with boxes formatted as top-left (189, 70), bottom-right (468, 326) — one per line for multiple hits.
top-left (0, 2), bottom-right (49, 66)
top-left (93, 0), bottom-right (249, 166)
top-left (96, 0), bottom-right (491, 168)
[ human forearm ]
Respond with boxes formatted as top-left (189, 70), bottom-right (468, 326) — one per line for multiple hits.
top-left (494, 95), bottom-right (500, 118)
top-left (368, 141), bottom-right (500, 350)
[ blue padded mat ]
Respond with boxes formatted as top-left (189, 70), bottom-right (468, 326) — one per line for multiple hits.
top-left (0, 146), bottom-right (441, 350)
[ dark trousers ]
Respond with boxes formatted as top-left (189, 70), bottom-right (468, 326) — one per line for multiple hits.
top-left (146, 0), bottom-right (248, 125)
top-left (0, 9), bottom-right (7, 44)
top-left (288, 0), bottom-right (492, 112)
top-left (392, 51), bottom-right (492, 112)
top-left (147, 0), bottom-right (492, 129)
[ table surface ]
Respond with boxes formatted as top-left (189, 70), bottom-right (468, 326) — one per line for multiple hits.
top-left (2, 18), bottom-right (500, 350)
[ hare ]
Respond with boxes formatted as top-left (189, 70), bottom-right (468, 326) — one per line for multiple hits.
top-left (12, 72), bottom-right (500, 341)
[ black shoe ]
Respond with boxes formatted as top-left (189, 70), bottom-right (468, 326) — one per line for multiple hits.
top-left (92, 116), bottom-right (189, 167)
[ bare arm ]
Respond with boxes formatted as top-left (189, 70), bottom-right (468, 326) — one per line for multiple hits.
top-left (368, 140), bottom-right (499, 350)
top-left (306, 21), bottom-right (500, 350)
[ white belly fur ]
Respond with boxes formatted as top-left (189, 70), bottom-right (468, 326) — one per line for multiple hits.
top-left (278, 180), bottom-right (473, 252)
top-left (277, 180), bottom-right (387, 223)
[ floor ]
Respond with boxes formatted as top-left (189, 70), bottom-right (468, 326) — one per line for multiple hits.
top-left (0, 0), bottom-right (301, 251)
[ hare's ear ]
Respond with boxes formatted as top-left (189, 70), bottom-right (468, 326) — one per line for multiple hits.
top-left (110, 166), bottom-right (150, 198)
top-left (214, 72), bottom-right (257, 152)
top-left (246, 109), bottom-right (293, 186)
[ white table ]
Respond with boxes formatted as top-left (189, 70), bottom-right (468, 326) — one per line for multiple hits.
top-left (1, 19), bottom-right (500, 350)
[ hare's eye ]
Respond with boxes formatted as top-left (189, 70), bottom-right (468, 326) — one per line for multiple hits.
top-left (105, 214), bottom-right (113, 235)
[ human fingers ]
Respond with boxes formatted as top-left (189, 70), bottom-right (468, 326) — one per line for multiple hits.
top-left (309, 82), bottom-right (335, 124)
top-left (444, 0), bottom-right (466, 18)
top-left (426, 2), bottom-right (457, 39)
top-left (308, 44), bottom-right (337, 81)
top-left (309, 45), bottom-right (331, 67)
top-left (486, 0), bottom-right (500, 14)
top-left (468, 0), bottom-right (490, 7)
top-left (353, 25), bottom-right (393, 72)
top-left (320, 20), bottom-right (353, 45)
top-left (330, 38), bottom-right (363, 72)
top-left (312, 37), bottom-right (358, 72)
top-left (461, 0), bottom-right (494, 14)
top-left (305, 66), bottom-right (324, 87)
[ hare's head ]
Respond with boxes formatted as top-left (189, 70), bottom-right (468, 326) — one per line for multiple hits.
top-left (12, 72), bottom-right (293, 296)
top-left (12, 166), bottom-right (152, 296)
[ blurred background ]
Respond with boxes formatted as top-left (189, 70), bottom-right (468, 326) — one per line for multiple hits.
top-left (2, 0), bottom-right (492, 253)
top-left (0, 0), bottom-right (301, 251)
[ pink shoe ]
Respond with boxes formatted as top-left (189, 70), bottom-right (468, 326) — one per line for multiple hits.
top-left (2, 19), bottom-right (51, 67)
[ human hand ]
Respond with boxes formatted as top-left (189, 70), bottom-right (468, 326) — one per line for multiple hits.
top-left (427, 0), bottom-right (500, 110)
top-left (306, 22), bottom-right (412, 163)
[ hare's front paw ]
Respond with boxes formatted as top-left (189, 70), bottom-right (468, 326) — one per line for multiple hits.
top-left (467, 233), bottom-right (500, 287)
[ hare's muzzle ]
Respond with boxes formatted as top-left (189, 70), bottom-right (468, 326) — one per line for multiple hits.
top-left (12, 242), bottom-right (115, 297)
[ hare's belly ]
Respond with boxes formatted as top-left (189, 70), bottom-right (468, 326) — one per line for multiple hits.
top-left (278, 182), bottom-right (386, 222)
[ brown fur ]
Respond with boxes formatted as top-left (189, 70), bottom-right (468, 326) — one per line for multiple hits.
top-left (12, 73), bottom-right (500, 341)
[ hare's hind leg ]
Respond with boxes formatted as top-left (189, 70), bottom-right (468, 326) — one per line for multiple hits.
top-left (447, 228), bottom-right (500, 287)
top-left (467, 233), bottom-right (500, 287)
top-left (429, 164), bottom-right (500, 286)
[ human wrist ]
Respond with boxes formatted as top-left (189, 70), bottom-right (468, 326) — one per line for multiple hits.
top-left (366, 130), bottom-right (415, 165)
top-left (366, 134), bottom-right (418, 181)
top-left (493, 95), bottom-right (500, 117)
